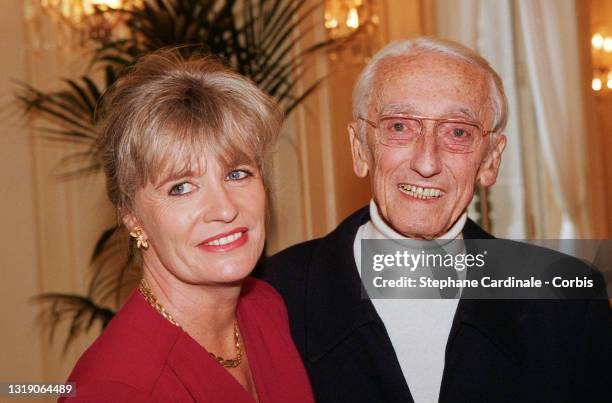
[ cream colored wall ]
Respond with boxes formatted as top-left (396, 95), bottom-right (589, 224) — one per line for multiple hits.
top-left (266, 1), bottom-right (335, 252)
top-left (1, 1), bottom-right (113, 400)
top-left (0, 0), bottom-right (46, 393)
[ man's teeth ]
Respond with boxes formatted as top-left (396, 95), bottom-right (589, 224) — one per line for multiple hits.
top-left (205, 232), bottom-right (243, 246)
top-left (398, 184), bottom-right (443, 199)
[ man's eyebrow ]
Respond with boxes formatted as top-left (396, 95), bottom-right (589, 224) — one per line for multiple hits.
top-left (380, 103), bottom-right (419, 115)
top-left (444, 107), bottom-right (477, 120)
top-left (380, 104), bottom-right (478, 120)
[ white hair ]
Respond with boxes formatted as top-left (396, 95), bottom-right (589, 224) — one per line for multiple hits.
top-left (352, 37), bottom-right (508, 138)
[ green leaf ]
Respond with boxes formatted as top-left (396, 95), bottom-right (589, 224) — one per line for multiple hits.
top-left (63, 79), bottom-right (96, 113)
top-left (81, 76), bottom-right (104, 106)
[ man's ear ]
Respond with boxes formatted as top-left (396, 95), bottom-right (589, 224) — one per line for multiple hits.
top-left (477, 133), bottom-right (506, 187)
top-left (349, 122), bottom-right (370, 178)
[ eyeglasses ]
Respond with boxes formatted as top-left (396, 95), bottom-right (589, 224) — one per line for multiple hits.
top-left (358, 114), bottom-right (492, 153)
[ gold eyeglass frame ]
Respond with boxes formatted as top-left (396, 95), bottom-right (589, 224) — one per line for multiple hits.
top-left (358, 114), bottom-right (493, 153)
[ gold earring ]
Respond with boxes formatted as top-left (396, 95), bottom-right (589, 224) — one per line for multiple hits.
top-left (129, 227), bottom-right (149, 250)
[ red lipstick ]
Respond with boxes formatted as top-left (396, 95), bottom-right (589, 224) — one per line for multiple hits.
top-left (197, 227), bottom-right (248, 252)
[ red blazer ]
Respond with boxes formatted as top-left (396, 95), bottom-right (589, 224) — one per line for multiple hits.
top-left (60, 277), bottom-right (314, 402)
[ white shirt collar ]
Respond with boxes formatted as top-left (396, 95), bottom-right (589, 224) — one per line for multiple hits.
top-left (368, 199), bottom-right (467, 244)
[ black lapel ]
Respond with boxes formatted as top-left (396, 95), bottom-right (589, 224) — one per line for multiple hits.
top-left (446, 219), bottom-right (525, 365)
top-left (305, 206), bottom-right (414, 402)
top-left (462, 218), bottom-right (495, 240)
top-left (305, 206), bottom-right (383, 361)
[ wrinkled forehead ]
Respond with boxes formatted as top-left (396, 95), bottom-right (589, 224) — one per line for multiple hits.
top-left (370, 53), bottom-right (492, 121)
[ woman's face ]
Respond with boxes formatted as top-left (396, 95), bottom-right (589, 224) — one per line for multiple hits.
top-left (125, 152), bottom-right (266, 286)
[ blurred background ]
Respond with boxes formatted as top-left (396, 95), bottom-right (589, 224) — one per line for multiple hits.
top-left (0, 0), bottom-right (610, 400)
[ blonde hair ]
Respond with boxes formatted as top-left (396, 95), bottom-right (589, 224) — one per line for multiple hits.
top-left (353, 37), bottom-right (508, 136)
top-left (97, 49), bottom-right (282, 210)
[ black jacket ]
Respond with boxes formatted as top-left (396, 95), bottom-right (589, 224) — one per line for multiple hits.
top-left (260, 207), bottom-right (612, 403)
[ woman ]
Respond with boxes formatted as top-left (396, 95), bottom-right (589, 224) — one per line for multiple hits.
top-left (60, 50), bottom-right (313, 402)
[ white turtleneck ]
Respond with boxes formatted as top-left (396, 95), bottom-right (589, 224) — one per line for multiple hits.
top-left (353, 201), bottom-right (467, 403)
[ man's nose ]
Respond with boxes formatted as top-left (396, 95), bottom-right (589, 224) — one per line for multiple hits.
top-left (202, 183), bottom-right (239, 223)
top-left (409, 124), bottom-right (442, 178)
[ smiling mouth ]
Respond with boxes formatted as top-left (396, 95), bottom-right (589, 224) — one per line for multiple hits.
top-left (198, 227), bottom-right (248, 252)
top-left (204, 231), bottom-right (243, 246)
top-left (398, 184), bottom-right (444, 200)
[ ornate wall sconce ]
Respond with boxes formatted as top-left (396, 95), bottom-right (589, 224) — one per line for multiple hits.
top-left (591, 32), bottom-right (612, 92)
top-left (324, 0), bottom-right (381, 63)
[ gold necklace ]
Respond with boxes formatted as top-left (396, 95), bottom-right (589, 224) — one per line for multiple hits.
top-left (138, 280), bottom-right (242, 368)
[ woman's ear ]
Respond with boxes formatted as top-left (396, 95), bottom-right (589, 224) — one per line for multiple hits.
top-left (120, 206), bottom-right (141, 232)
top-left (478, 133), bottom-right (506, 187)
top-left (349, 122), bottom-right (370, 178)
top-left (121, 206), bottom-right (150, 249)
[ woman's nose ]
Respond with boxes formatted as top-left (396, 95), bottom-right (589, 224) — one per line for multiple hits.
top-left (202, 184), bottom-right (239, 223)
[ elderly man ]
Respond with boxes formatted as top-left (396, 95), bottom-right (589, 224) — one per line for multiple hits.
top-left (261, 38), bottom-right (611, 403)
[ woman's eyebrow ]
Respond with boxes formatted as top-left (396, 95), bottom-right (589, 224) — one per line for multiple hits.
top-left (154, 169), bottom-right (199, 190)
top-left (224, 154), bottom-right (257, 169)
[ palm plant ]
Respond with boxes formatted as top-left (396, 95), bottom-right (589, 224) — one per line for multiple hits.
top-left (17, 0), bottom-right (348, 351)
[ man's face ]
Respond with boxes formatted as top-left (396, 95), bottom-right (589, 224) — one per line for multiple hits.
top-left (349, 52), bottom-right (506, 239)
